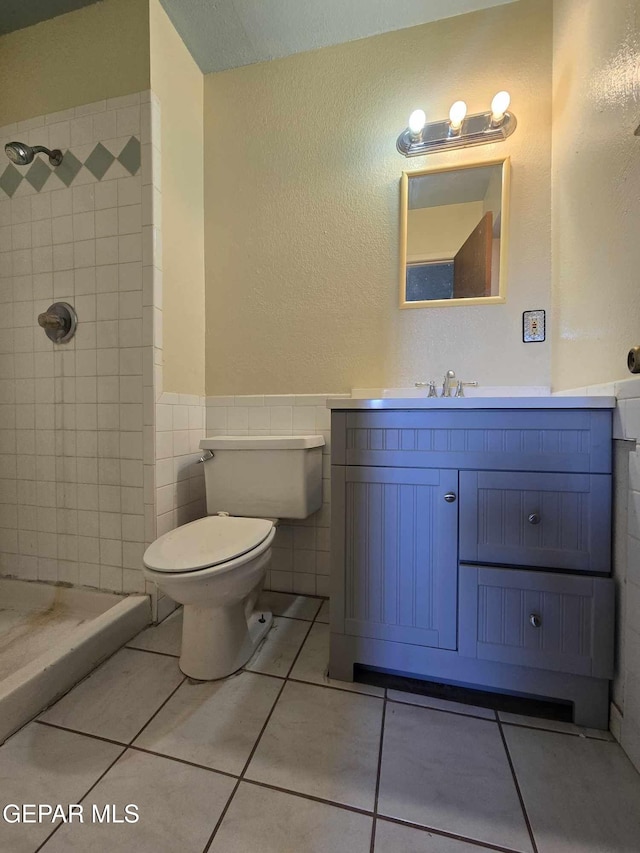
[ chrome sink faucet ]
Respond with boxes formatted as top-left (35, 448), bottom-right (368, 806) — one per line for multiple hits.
top-left (415, 371), bottom-right (478, 398)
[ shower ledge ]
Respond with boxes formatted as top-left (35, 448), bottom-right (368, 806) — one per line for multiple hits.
top-left (0, 581), bottom-right (150, 744)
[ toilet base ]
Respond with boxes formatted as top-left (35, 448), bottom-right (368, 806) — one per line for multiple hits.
top-left (179, 601), bottom-right (273, 680)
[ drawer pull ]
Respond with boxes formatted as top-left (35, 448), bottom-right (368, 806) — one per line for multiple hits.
top-left (529, 613), bottom-right (542, 628)
top-left (444, 492), bottom-right (457, 503)
top-left (528, 512), bottom-right (541, 525)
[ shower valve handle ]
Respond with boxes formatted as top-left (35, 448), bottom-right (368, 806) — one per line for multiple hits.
top-left (38, 312), bottom-right (65, 330)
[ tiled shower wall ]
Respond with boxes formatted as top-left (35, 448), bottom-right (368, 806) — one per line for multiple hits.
top-left (0, 93), bottom-right (154, 594)
top-left (205, 394), bottom-right (347, 596)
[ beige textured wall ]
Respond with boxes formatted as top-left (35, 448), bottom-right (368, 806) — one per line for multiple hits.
top-left (551, 0), bottom-right (640, 390)
top-left (0, 0), bottom-right (150, 125)
top-left (203, 0), bottom-right (552, 395)
top-left (150, 0), bottom-right (205, 395)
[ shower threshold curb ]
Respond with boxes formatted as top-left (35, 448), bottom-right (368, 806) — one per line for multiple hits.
top-left (0, 589), bottom-right (150, 744)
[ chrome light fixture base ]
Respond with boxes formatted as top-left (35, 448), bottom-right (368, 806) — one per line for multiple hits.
top-left (397, 111), bottom-right (517, 157)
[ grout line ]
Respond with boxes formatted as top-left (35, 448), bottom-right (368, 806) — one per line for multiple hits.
top-left (35, 719), bottom-right (127, 748)
top-left (369, 688), bottom-right (387, 853)
top-left (33, 742), bottom-right (127, 852)
top-left (287, 676), bottom-right (384, 700)
top-left (496, 716), bottom-right (539, 853)
top-left (126, 743), bottom-right (239, 781)
top-left (284, 614), bottom-right (316, 679)
top-left (384, 695), bottom-right (497, 721)
top-left (128, 675), bottom-right (188, 744)
top-left (376, 815), bottom-right (528, 853)
top-left (200, 677), bottom-right (289, 852)
top-left (34, 675), bottom-right (187, 850)
top-left (201, 605), bottom-right (318, 852)
top-left (242, 777), bottom-right (374, 818)
top-left (497, 717), bottom-right (612, 742)
top-left (124, 644), bottom-right (180, 659)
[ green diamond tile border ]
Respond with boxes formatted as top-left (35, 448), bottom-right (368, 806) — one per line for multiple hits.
top-left (84, 142), bottom-right (115, 180)
top-left (0, 136), bottom-right (141, 197)
top-left (118, 136), bottom-right (141, 175)
top-left (25, 157), bottom-right (52, 192)
top-left (55, 150), bottom-right (83, 188)
top-left (0, 163), bottom-right (23, 198)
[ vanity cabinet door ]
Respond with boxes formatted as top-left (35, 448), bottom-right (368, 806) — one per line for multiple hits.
top-left (333, 466), bottom-right (458, 650)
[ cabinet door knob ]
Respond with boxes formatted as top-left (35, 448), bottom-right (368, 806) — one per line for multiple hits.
top-left (528, 512), bottom-right (541, 525)
top-left (529, 613), bottom-right (542, 628)
top-left (444, 492), bottom-right (457, 503)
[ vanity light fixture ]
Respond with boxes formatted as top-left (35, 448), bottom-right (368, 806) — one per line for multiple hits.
top-left (397, 91), bottom-right (516, 157)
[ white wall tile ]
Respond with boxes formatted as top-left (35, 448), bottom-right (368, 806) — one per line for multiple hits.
top-left (0, 93), bottom-right (151, 598)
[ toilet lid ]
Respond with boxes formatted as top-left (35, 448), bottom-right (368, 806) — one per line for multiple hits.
top-left (143, 516), bottom-right (274, 573)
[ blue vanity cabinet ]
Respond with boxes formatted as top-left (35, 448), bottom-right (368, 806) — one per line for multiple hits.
top-left (329, 404), bottom-right (615, 729)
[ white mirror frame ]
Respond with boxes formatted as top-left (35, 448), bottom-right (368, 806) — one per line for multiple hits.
top-left (399, 156), bottom-right (511, 309)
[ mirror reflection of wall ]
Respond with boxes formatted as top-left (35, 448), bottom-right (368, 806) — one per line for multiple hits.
top-left (400, 158), bottom-right (509, 308)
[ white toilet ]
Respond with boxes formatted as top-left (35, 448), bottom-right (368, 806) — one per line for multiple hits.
top-left (143, 434), bottom-right (325, 680)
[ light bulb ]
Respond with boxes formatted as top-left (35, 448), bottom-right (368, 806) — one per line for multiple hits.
top-left (448, 100), bottom-right (467, 132)
top-left (408, 109), bottom-right (426, 137)
top-left (490, 90), bottom-right (511, 125)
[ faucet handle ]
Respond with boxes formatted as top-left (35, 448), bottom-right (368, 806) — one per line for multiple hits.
top-left (415, 381), bottom-right (439, 397)
top-left (454, 381), bottom-right (479, 398)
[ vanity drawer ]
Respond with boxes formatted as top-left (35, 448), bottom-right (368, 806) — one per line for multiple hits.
top-left (458, 564), bottom-right (614, 678)
top-left (331, 409), bottom-right (612, 473)
top-left (459, 471), bottom-right (611, 573)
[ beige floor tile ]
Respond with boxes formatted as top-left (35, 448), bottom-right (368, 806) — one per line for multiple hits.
top-left (290, 622), bottom-right (384, 697)
top-left (258, 590), bottom-right (322, 620)
top-left (387, 689), bottom-right (495, 720)
top-left (378, 703), bottom-right (532, 853)
top-left (245, 616), bottom-right (310, 677)
top-left (40, 647), bottom-right (183, 743)
top-left (209, 782), bottom-right (372, 853)
top-left (0, 723), bottom-right (122, 853)
top-left (498, 711), bottom-right (614, 741)
top-left (316, 599), bottom-right (330, 623)
top-left (375, 820), bottom-right (498, 852)
top-left (246, 680), bottom-right (383, 810)
top-left (504, 725), bottom-right (640, 852)
top-left (40, 748), bottom-right (235, 852)
top-left (127, 609), bottom-right (183, 656)
top-left (134, 670), bottom-right (282, 775)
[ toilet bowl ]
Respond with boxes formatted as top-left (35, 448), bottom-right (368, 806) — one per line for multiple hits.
top-left (143, 515), bottom-right (276, 680)
top-left (144, 433), bottom-right (325, 681)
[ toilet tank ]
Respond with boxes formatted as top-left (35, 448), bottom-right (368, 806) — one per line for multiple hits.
top-left (199, 435), bottom-right (325, 519)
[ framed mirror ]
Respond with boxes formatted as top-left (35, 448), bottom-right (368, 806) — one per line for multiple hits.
top-left (399, 157), bottom-right (510, 308)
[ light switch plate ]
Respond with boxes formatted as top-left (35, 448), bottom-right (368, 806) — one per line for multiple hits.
top-left (523, 309), bottom-right (545, 342)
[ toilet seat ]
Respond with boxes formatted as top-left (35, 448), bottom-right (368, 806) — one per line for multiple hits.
top-left (143, 516), bottom-right (274, 574)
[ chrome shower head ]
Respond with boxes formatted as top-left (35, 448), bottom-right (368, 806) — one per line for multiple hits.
top-left (4, 141), bottom-right (63, 167)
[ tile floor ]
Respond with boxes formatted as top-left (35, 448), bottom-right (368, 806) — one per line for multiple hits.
top-left (1, 593), bottom-right (640, 852)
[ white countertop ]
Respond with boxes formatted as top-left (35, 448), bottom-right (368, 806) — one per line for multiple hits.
top-left (326, 396), bottom-right (616, 410)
